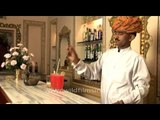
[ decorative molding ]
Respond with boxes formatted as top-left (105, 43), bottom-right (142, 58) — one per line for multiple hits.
top-left (139, 16), bottom-right (151, 58)
top-left (82, 16), bottom-right (102, 24)
top-left (58, 25), bottom-right (71, 61)
top-left (0, 22), bottom-right (21, 44)
top-left (23, 20), bottom-right (46, 73)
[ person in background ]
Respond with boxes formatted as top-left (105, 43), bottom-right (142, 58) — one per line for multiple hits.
top-left (67, 16), bottom-right (150, 104)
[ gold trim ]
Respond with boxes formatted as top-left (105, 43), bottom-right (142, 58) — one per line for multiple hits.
top-left (82, 16), bottom-right (102, 23)
top-left (0, 22), bottom-right (21, 44)
top-left (139, 16), bottom-right (151, 58)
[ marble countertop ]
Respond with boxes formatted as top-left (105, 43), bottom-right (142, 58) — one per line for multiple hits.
top-left (0, 79), bottom-right (100, 104)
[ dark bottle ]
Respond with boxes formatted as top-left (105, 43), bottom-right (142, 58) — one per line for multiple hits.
top-left (93, 45), bottom-right (98, 61)
top-left (85, 27), bottom-right (89, 42)
top-left (85, 45), bottom-right (88, 60)
top-left (98, 24), bottom-right (103, 40)
top-left (35, 62), bottom-right (38, 73)
top-left (94, 29), bottom-right (97, 40)
top-left (88, 28), bottom-right (91, 42)
top-left (90, 28), bottom-right (94, 41)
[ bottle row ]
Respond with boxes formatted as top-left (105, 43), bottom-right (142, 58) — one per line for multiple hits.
top-left (82, 24), bottom-right (103, 42)
top-left (83, 43), bottom-right (102, 62)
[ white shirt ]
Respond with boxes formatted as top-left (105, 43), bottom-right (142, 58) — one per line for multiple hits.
top-left (73, 47), bottom-right (150, 104)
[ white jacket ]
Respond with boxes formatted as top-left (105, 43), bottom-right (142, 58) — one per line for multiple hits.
top-left (73, 47), bottom-right (150, 104)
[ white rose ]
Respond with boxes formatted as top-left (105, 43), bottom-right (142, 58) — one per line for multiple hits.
top-left (4, 53), bottom-right (11, 59)
top-left (20, 64), bottom-right (27, 70)
top-left (1, 62), bottom-right (5, 68)
top-left (12, 51), bottom-right (19, 56)
top-left (9, 47), bottom-right (14, 52)
top-left (10, 60), bottom-right (17, 66)
top-left (22, 47), bottom-right (28, 52)
top-left (22, 55), bottom-right (29, 61)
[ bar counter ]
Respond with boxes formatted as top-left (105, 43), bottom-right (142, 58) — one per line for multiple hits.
top-left (0, 79), bottom-right (100, 104)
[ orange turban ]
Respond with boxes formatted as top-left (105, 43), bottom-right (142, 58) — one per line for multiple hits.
top-left (111, 16), bottom-right (143, 33)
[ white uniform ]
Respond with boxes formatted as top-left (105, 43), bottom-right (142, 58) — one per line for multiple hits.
top-left (72, 47), bottom-right (150, 104)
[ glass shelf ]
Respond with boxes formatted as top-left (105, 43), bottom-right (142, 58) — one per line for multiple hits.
top-left (77, 39), bottom-right (102, 45)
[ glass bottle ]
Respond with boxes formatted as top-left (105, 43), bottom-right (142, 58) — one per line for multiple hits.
top-left (98, 24), bottom-right (103, 40)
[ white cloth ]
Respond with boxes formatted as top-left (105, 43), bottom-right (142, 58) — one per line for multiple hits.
top-left (72, 47), bottom-right (150, 104)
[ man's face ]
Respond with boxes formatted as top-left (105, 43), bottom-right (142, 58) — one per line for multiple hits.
top-left (113, 31), bottom-right (132, 49)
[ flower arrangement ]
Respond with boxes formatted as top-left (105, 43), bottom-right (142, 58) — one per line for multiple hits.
top-left (1, 43), bottom-right (34, 71)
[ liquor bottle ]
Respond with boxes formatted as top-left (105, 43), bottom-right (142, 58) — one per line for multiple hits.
top-left (85, 45), bottom-right (88, 60)
top-left (98, 24), bottom-right (103, 40)
top-left (82, 25), bottom-right (86, 41)
top-left (97, 43), bottom-right (102, 59)
top-left (90, 28), bottom-right (94, 41)
top-left (90, 44), bottom-right (93, 60)
top-left (85, 27), bottom-right (89, 42)
top-left (94, 29), bottom-right (97, 40)
top-left (35, 62), bottom-right (38, 73)
top-left (93, 44), bottom-right (98, 61)
top-left (88, 28), bottom-right (91, 42)
top-left (87, 45), bottom-right (91, 60)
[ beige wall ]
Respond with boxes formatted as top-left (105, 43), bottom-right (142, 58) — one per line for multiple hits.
top-left (146, 16), bottom-right (158, 76)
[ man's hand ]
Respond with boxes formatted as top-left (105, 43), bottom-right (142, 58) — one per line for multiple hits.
top-left (67, 45), bottom-right (80, 64)
top-left (112, 100), bottom-right (124, 104)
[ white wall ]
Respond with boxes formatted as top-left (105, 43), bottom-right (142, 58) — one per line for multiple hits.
top-left (145, 16), bottom-right (158, 76)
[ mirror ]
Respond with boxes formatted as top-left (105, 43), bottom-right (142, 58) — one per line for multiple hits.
top-left (58, 25), bottom-right (71, 69)
top-left (0, 22), bottom-right (21, 45)
top-left (0, 22), bottom-right (21, 72)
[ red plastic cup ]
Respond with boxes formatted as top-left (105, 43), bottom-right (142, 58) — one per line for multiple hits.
top-left (50, 74), bottom-right (64, 90)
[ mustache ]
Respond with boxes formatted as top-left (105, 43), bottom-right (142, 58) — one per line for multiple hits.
top-left (114, 38), bottom-right (120, 41)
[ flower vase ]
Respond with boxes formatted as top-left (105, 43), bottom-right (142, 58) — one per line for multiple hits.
top-left (15, 69), bottom-right (21, 82)
top-left (23, 71), bottom-right (30, 85)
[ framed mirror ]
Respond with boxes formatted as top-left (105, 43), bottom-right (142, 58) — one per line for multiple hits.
top-left (0, 22), bottom-right (21, 72)
top-left (58, 25), bottom-right (71, 69)
top-left (0, 22), bottom-right (21, 45)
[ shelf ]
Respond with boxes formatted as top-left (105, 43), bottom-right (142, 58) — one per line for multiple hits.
top-left (77, 40), bottom-right (102, 45)
top-left (52, 46), bottom-right (56, 48)
top-left (52, 59), bottom-right (56, 61)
